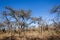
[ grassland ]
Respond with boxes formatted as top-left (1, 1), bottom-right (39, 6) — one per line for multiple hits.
top-left (0, 28), bottom-right (60, 40)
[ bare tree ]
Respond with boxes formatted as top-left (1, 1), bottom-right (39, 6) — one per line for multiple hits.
top-left (31, 16), bottom-right (43, 34)
top-left (4, 6), bottom-right (33, 38)
top-left (51, 5), bottom-right (60, 23)
top-left (51, 5), bottom-right (60, 29)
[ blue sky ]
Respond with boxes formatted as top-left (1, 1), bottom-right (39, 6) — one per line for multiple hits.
top-left (0, 0), bottom-right (60, 20)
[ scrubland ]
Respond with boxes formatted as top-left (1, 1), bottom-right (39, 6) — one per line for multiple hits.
top-left (0, 27), bottom-right (60, 40)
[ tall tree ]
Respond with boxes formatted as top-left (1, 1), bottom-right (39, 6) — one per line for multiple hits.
top-left (51, 5), bottom-right (60, 29)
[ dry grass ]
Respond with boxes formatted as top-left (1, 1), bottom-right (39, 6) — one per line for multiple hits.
top-left (0, 28), bottom-right (60, 40)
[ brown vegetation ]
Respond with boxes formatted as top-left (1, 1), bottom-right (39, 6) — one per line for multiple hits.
top-left (0, 5), bottom-right (60, 40)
